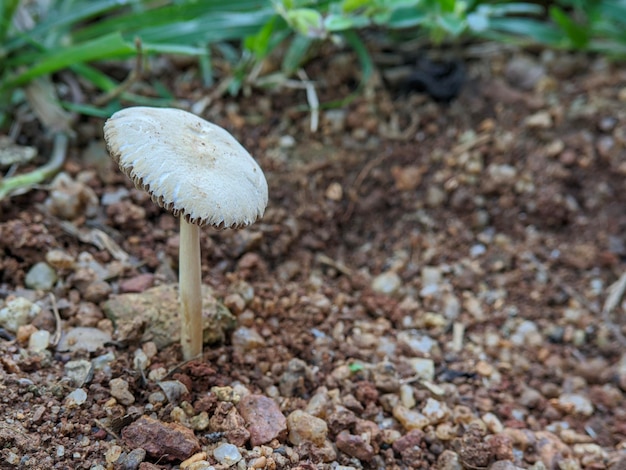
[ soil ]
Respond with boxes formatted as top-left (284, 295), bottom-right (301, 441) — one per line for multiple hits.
top-left (1, 41), bottom-right (626, 470)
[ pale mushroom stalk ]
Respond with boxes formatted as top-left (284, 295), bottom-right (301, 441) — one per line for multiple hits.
top-left (179, 218), bottom-right (202, 360)
top-left (104, 106), bottom-right (268, 362)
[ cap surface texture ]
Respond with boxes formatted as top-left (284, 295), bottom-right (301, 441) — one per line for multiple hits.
top-left (104, 106), bottom-right (268, 228)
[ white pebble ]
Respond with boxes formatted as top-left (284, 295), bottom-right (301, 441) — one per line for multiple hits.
top-left (372, 271), bottom-right (402, 295)
top-left (28, 329), bottom-right (50, 352)
top-left (482, 412), bottom-right (504, 433)
top-left (0, 297), bottom-right (41, 333)
top-left (469, 244), bottom-right (486, 257)
top-left (422, 398), bottom-right (450, 424)
top-left (557, 393), bottom-right (594, 416)
top-left (407, 358), bottom-right (435, 381)
top-left (213, 443), bottom-right (242, 466)
top-left (66, 388), bottom-right (88, 406)
top-left (398, 331), bottom-right (437, 355)
top-left (399, 384), bottom-right (416, 409)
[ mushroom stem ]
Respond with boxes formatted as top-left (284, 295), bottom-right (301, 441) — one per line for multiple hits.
top-left (179, 218), bottom-right (203, 360)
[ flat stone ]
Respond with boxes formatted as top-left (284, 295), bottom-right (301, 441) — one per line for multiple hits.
top-left (287, 409), bottom-right (328, 446)
top-left (237, 394), bottom-right (287, 446)
top-left (103, 284), bottom-right (235, 348)
top-left (57, 327), bottom-right (111, 353)
top-left (122, 416), bottom-right (200, 462)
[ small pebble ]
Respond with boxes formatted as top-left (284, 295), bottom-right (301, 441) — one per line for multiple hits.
top-left (407, 357), bottom-right (435, 382)
top-left (28, 329), bottom-right (50, 352)
top-left (238, 394), bottom-right (287, 446)
top-left (393, 405), bottom-right (429, 430)
top-left (189, 411), bottom-right (209, 431)
top-left (109, 378), bottom-right (135, 405)
top-left (371, 271), bottom-right (402, 295)
top-left (57, 327), bottom-right (112, 353)
top-left (524, 111), bottom-right (553, 129)
top-left (180, 452), bottom-right (208, 469)
top-left (25, 262), bottom-right (57, 290)
top-left (397, 331), bottom-right (437, 355)
top-left (422, 398), bottom-right (450, 424)
top-left (0, 297), bottom-right (41, 333)
top-left (555, 393), bottom-right (594, 416)
top-left (105, 445), bottom-right (123, 464)
top-left (117, 448), bottom-right (146, 470)
top-left (66, 388), bottom-right (88, 406)
top-left (399, 384), bottom-right (416, 409)
top-left (231, 326), bottom-right (266, 352)
top-left (45, 249), bottom-right (75, 270)
top-left (212, 443), bottom-right (242, 466)
top-left (437, 449), bottom-right (462, 470)
top-left (482, 412), bottom-right (504, 433)
top-left (287, 409), bottom-right (328, 446)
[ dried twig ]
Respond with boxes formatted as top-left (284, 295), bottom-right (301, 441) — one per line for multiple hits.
top-left (49, 293), bottom-right (62, 347)
top-left (93, 37), bottom-right (144, 107)
top-left (602, 271), bottom-right (626, 346)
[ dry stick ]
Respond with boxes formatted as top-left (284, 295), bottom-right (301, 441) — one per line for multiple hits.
top-left (49, 293), bottom-right (62, 347)
top-left (0, 132), bottom-right (68, 200)
top-left (93, 37), bottom-right (143, 107)
top-left (602, 271), bottom-right (626, 346)
top-left (297, 69), bottom-right (319, 133)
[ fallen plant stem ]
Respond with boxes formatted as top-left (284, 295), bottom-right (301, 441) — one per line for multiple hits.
top-left (602, 271), bottom-right (626, 346)
top-left (93, 37), bottom-right (143, 107)
top-left (49, 293), bottom-right (62, 348)
top-left (0, 131), bottom-right (68, 200)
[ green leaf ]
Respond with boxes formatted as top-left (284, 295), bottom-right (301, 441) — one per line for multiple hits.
top-left (286, 8), bottom-right (325, 37)
top-left (0, 32), bottom-right (135, 92)
top-left (436, 13), bottom-right (466, 36)
top-left (281, 34), bottom-right (313, 75)
top-left (324, 13), bottom-right (371, 31)
top-left (437, 0), bottom-right (456, 14)
top-left (550, 5), bottom-right (589, 48)
top-left (486, 17), bottom-right (563, 45)
top-left (245, 15), bottom-right (280, 58)
top-left (386, 7), bottom-right (428, 28)
top-left (478, 3), bottom-right (544, 17)
top-left (0, 0), bottom-right (19, 43)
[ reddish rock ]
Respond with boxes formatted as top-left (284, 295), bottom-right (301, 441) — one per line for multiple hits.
top-left (354, 381), bottom-right (379, 406)
top-left (487, 433), bottom-right (514, 461)
top-left (326, 405), bottom-right (357, 434)
top-left (392, 429), bottom-right (424, 454)
top-left (237, 394), bottom-right (287, 446)
top-left (122, 416), bottom-right (200, 462)
top-left (139, 463), bottom-right (163, 470)
top-left (119, 273), bottom-right (155, 293)
top-left (392, 429), bottom-right (425, 467)
top-left (335, 430), bottom-right (375, 462)
top-left (209, 401), bottom-right (250, 446)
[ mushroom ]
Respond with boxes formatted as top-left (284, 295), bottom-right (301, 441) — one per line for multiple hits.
top-left (103, 106), bottom-right (268, 360)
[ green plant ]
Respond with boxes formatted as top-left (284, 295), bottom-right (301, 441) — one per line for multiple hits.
top-left (0, 0), bottom-right (274, 199)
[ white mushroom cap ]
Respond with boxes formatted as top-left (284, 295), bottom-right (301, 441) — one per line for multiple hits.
top-left (104, 106), bottom-right (268, 228)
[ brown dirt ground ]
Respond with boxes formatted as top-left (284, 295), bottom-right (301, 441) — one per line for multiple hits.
top-left (1, 42), bottom-right (626, 470)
